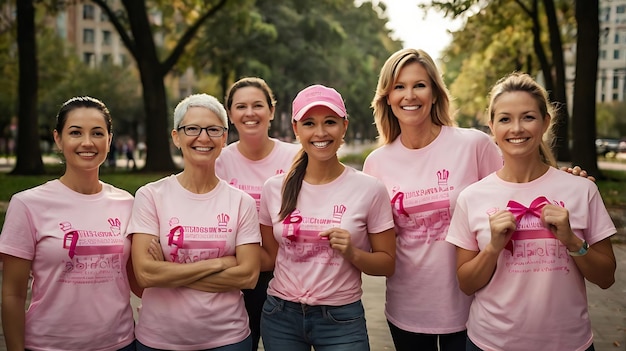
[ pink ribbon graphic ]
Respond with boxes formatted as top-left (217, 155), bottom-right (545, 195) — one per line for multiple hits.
top-left (168, 225), bottom-right (185, 261)
top-left (391, 192), bottom-right (409, 217)
top-left (282, 211), bottom-right (302, 241)
top-left (63, 231), bottom-right (79, 258)
top-left (504, 196), bottom-right (551, 253)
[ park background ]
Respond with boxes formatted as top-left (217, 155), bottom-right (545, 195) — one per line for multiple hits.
top-left (0, 0), bottom-right (625, 348)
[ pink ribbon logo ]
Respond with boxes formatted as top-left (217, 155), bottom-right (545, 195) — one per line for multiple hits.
top-left (63, 231), bottom-right (79, 258)
top-left (282, 211), bottom-right (302, 241)
top-left (504, 196), bottom-right (551, 253)
top-left (168, 226), bottom-right (185, 261)
top-left (391, 192), bottom-right (409, 217)
top-left (506, 196), bottom-right (551, 223)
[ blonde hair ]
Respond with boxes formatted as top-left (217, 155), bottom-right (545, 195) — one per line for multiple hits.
top-left (487, 72), bottom-right (557, 167)
top-left (371, 48), bottom-right (453, 145)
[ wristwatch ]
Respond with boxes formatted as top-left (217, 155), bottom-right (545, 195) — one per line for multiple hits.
top-left (568, 240), bottom-right (589, 256)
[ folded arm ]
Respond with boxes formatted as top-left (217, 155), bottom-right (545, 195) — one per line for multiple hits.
top-left (131, 233), bottom-right (235, 288)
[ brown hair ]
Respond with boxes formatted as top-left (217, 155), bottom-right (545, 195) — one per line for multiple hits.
top-left (278, 148), bottom-right (307, 220)
top-left (487, 72), bottom-right (557, 167)
top-left (371, 48), bottom-right (453, 145)
top-left (224, 77), bottom-right (276, 111)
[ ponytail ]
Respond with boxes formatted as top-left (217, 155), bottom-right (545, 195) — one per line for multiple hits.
top-left (279, 149), bottom-right (308, 220)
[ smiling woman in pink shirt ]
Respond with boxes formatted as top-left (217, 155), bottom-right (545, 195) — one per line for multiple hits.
top-left (446, 72), bottom-right (616, 351)
top-left (128, 93), bottom-right (261, 351)
top-left (0, 97), bottom-right (139, 351)
top-left (258, 84), bottom-right (396, 350)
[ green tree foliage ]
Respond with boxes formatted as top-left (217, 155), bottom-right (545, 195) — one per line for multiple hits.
top-left (191, 0), bottom-right (401, 142)
top-left (428, 0), bottom-right (577, 161)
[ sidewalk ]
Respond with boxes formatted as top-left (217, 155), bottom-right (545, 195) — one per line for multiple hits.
top-left (0, 244), bottom-right (624, 350)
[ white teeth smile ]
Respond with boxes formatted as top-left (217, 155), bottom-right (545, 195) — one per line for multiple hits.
top-left (244, 121), bottom-right (258, 125)
top-left (78, 152), bottom-right (96, 157)
top-left (402, 105), bottom-right (420, 111)
top-left (508, 138), bottom-right (528, 144)
top-left (194, 147), bottom-right (212, 152)
top-left (312, 141), bottom-right (331, 148)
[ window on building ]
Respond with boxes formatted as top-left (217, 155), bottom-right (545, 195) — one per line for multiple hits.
top-left (600, 50), bottom-right (607, 59)
top-left (614, 50), bottom-right (620, 59)
top-left (615, 34), bottom-right (620, 43)
top-left (83, 52), bottom-right (94, 65)
top-left (103, 30), bottom-right (111, 45)
top-left (83, 29), bottom-right (95, 44)
top-left (102, 54), bottom-right (112, 65)
top-left (614, 75), bottom-right (620, 89)
top-left (617, 5), bottom-right (625, 14)
top-left (83, 4), bottom-right (95, 20)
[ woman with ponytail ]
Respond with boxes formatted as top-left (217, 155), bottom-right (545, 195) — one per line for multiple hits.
top-left (258, 84), bottom-right (396, 350)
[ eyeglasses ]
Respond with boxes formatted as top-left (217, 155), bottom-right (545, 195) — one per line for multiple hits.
top-left (177, 125), bottom-right (227, 137)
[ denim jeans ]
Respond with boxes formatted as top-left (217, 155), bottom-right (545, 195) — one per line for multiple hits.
top-left (260, 295), bottom-right (370, 351)
top-left (388, 320), bottom-right (466, 351)
top-left (135, 335), bottom-right (252, 351)
top-left (465, 337), bottom-right (596, 351)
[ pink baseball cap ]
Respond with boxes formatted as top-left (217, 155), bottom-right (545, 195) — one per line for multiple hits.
top-left (292, 84), bottom-right (347, 121)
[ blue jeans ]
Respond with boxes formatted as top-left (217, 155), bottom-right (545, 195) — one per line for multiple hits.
top-left (388, 320), bottom-right (466, 351)
top-left (260, 295), bottom-right (370, 351)
top-left (465, 337), bottom-right (596, 351)
top-left (135, 335), bottom-right (252, 351)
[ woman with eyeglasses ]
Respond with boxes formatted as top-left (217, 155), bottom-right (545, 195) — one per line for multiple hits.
top-left (0, 96), bottom-right (139, 351)
top-left (128, 93), bottom-right (262, 351)
top-left (217, 77), bottom-right (300, 351)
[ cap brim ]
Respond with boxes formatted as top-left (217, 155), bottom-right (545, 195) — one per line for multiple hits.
top-left (293, 102), bottom-right (346, 121)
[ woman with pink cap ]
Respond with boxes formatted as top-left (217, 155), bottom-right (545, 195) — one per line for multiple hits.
top-left (258, 84), bottom-right (396, 350)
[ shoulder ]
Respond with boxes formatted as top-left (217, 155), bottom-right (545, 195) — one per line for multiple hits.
top-left (100, 182), bottom-right (134, 200)
top-left (217, 142), bottom-right (239, 160)
top-left (273, 139), bottom-right (301, 156)
top-left (445, 126), bottom-right (493, 144)
top-left (135, 174), bottom-right (175, 194)
top-left (547, 167), bottom-right (596, 189)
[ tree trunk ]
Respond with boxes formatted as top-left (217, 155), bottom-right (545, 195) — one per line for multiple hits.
top-left (12, 0), bottom-right (44, 175)
top-left (544, 0), bottom-right (571, 162)
top-left (122, 0), bottom-right (177, 172)
top-left (571, 0), bottom-right (601, 177)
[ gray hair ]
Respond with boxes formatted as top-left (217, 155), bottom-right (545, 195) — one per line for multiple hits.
top-left (173, 93), bottom-right (228, 130)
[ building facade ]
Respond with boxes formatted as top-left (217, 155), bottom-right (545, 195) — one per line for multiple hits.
top-left (598, 0), bottom-right (626, 103)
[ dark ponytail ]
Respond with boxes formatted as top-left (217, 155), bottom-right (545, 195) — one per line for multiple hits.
top-left (278, 149), bottom-right (308, 220)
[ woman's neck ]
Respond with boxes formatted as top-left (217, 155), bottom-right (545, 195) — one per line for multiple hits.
top-left (237, 135), bottom-right (274, 161)
top-left (304, 157), bottom-right (344, 185)
top-left (399, 123), bottom-right (442, 149)
top-left (59, 169), bottom-right (102, 195)
top-left (497, 157), bottom-right (550, 183)
top-left (176, 166), bottom-right (220, 193)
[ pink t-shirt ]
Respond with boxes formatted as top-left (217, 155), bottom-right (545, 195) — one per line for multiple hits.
top-left (362, 126), bottom-right (502, 333)
top-left (216, 139), bottom-right (300, 211)
top-left (446, 167), bottom-right (615, 351)
top-left (126, 175), bottom-right (260, 350)
top-left (0, 180), bottom-right (135, 351)
top-left (259, 166), bottom-right (394, 306)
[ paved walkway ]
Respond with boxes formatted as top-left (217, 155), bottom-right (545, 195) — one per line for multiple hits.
top-left (0, 244), bottom-right (624, 350)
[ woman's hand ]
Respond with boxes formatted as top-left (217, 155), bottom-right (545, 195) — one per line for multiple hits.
top-left (488, 210), bottom-right (517, 253)
top-left (319, 228), bottom-right (354, 261)
top-left (148, 238), bottom-right (165, 261)
top-left (541, 204), bottom-right (579, 250)
top-left (559, 165), bottom-right (596, 182)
